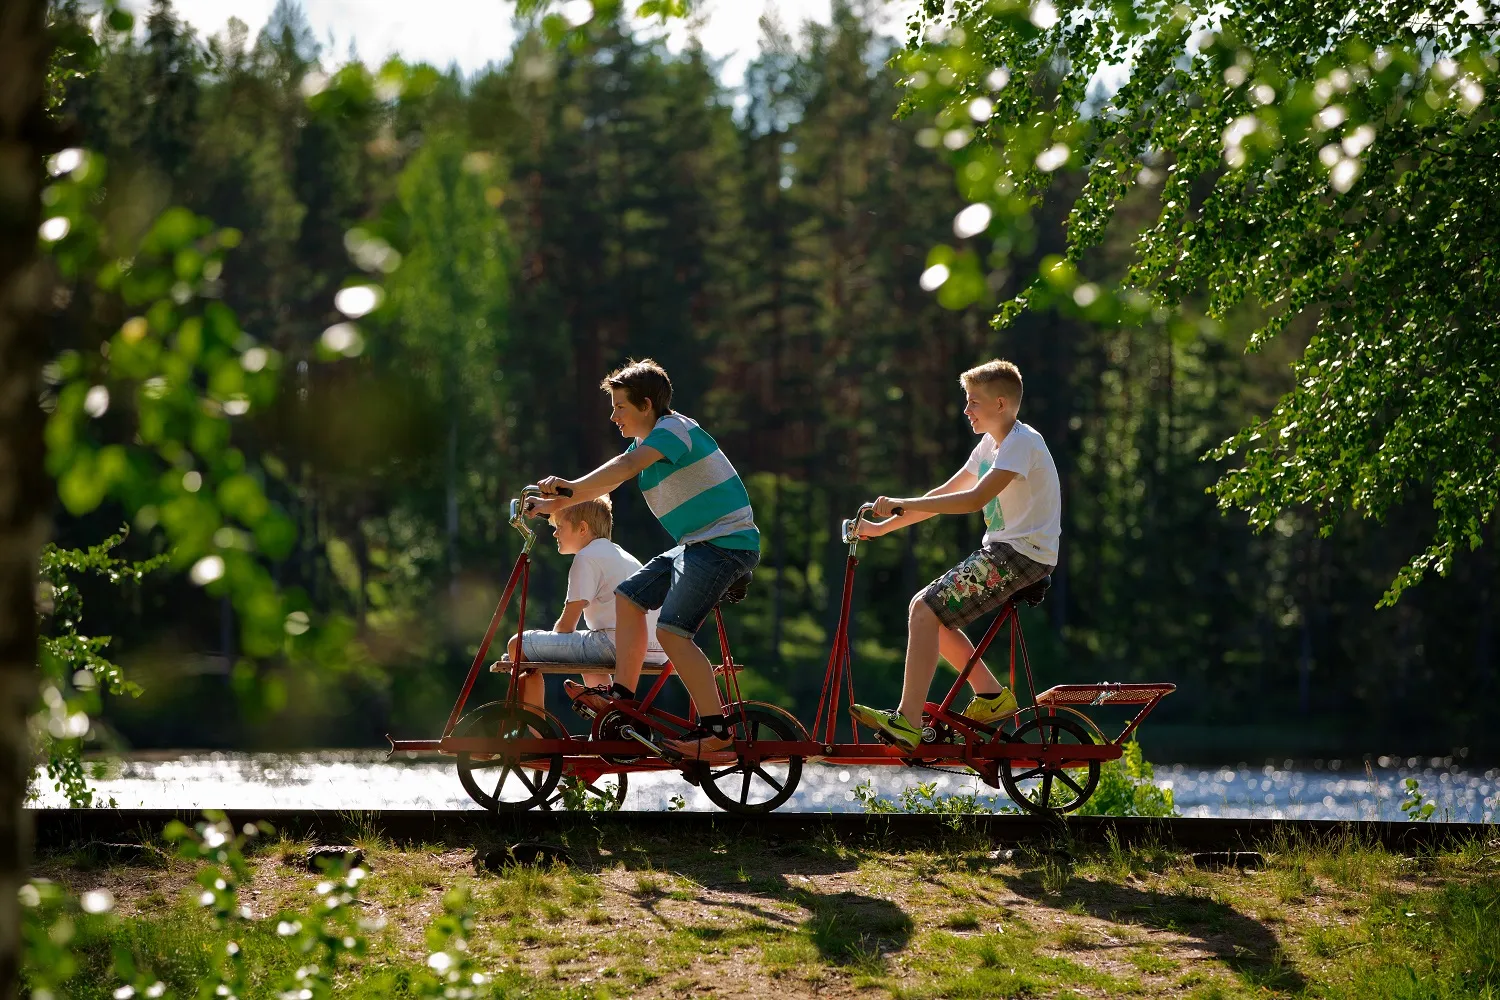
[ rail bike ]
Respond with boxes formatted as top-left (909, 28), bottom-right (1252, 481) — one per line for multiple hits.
top-left (387, 487), bottom-right (1175, 816)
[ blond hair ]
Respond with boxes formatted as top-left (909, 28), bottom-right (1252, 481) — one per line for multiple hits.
top-left (557, 495), bottom-right (613, 541)
top-left (960, 359), bottom-right (1024, 408)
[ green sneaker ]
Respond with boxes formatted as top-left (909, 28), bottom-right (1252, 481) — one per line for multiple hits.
top-left (850, 704), bottom-right (922, 750)
top-left (962, 688), bottom-right (1019, 725)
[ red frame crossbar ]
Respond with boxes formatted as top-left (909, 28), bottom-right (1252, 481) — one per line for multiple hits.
top-left (389, 511), bottom-right (1175, 787)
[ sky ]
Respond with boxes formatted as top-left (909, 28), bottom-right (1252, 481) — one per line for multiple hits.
top-left (122, 0), bottom-right (921, 86)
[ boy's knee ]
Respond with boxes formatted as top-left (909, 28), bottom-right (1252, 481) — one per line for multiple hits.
top-left (909, 598), bottom-right (937, 626)
top-left (655, 624), bottom-right (695, 649)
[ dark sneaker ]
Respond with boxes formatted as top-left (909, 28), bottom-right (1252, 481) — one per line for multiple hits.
top-left (663, 728), bottom-right (737, 764)
top-left (563, 680), bottom-right (615, 720)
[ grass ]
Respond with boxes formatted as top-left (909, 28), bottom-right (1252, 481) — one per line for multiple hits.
top-left (28, 824), bottom-right (1500, 999)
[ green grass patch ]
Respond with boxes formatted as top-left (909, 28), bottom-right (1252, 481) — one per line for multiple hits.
top-left (26, 825), bottom-right (1500, 999)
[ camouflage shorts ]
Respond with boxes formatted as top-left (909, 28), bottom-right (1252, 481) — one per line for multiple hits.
top-left (919, 542), bottom-right (1052, 630)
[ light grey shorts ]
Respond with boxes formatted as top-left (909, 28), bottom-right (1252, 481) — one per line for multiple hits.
top-left (516, 629), bottom-right (617, 664)
top-left (515, 629), bottom-right (668, 666)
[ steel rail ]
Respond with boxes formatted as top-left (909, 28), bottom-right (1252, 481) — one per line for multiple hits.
top-left (31, 809), bottom-right (1497, 852)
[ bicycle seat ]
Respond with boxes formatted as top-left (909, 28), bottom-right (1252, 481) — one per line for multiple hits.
top-left (718, 572), bottom-right (752, 607)
top-left (1015, 575), bottom-right (1051, 608)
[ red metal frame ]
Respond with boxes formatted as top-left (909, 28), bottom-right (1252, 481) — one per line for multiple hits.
top-left (388, 498), bottom-right (1175, 799)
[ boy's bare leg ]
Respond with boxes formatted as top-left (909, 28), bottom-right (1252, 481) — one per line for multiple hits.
top-left (519, 670), bottom-right (544, 712)
top-left (613, 596), bottom-right (649, 695)
top-left (896, 596), bottom-right (942, 727)
top-left (656, 630), bottom-right (723, 719)
top-left (505, 634), bottom-right (542, 710)
top-left (937, 626), bottom-right (1004, 694)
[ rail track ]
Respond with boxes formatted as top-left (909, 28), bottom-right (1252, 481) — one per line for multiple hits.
top-left (31, 809), bottom-right (1496, 852)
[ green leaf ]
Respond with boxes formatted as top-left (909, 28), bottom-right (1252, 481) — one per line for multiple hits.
top-left (148, 207), bottom-right (202, 252)
top-left (217, 475), bottom-right (270, 525)
top-left (253, 510), bottom-right (297, 561)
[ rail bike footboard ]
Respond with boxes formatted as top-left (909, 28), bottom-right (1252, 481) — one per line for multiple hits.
top-left (1032, 681), bottom-right (1177, 745)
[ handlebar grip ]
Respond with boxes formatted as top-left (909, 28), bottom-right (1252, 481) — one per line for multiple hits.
top-left (891, 506), bottom-right (905, 517)
top-left (555, 487), bottom-right (574, 497)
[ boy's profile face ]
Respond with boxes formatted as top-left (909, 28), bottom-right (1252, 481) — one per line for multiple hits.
top-left (550, 515), bottom-right (593, 556)
top-left (963, 384), bottom-right (1013, 437)
top-left (608, 388), bottom-right (656, 441)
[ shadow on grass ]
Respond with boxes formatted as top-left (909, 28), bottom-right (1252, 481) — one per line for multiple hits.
top-left (1000, 866), bottom-right (1306, 993)
top-left (607, 836), bottom-right (914, 972)
top-left (787, 883), bottom-right (914, 967)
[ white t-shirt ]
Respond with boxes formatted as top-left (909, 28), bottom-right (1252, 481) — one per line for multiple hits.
top-left (961, 421), bottom-right (1061, 566)
top-left (566, 538), bottom-right (667, 660)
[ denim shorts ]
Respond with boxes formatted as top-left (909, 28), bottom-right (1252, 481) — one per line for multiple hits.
top-left (616, 542), bottom-right (760, 638)
top-left (517, 629), bottom-right (617, 664)
top-left (919, 541), bottom-right (1052, 630)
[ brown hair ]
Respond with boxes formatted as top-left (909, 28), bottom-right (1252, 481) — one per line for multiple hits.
top-left (600, 358), bottom-right (672, 417)
top-left (960, 359), bottom-right (1024, 407)
top-left (557, 495), bottom-right (613, 541)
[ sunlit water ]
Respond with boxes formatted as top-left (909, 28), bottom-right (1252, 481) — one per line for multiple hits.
top-left (29, 752), bottom-right (1499, 822)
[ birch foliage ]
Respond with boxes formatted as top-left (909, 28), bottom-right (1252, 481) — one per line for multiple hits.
top-left (903, 0), bottom-right (1499, 603)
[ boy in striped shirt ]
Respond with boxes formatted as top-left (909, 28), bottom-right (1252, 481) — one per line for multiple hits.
top-left (530, 359), bottom-right (761, 759)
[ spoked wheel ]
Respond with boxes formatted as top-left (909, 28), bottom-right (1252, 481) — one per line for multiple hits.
top-left (697, 704), bottom-right (804, 815)
top-left (454, 701), bottom-right (565, 813)
top-left (550, 772), bottom-right (629, 811)
top-left (999, 713), bottom-right (1100, 815)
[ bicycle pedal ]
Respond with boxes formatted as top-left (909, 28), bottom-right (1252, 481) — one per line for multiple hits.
top-left (619, 725), bottom-right (668, 760)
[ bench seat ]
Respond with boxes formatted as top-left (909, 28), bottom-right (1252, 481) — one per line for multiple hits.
top-left (488, 658), bottom-right (741, 675)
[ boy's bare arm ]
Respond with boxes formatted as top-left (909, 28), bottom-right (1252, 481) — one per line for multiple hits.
top-left (553, 600), bottom-right (587, 633)
top-left (860, 468), bottom-right (976, 537)
top-left (873, 467), bottom-right (1016, 519)
top-left (531, 446), bottom-right (663, 515)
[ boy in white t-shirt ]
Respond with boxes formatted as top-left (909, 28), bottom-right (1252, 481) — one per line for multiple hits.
top-left (850, 359), bottom-right (1060, 750)
top-left (505, 496), bottom-right (667, 713)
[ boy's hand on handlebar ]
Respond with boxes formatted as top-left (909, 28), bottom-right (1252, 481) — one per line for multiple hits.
top-left (526, 496), bottom-right (563, 518)
top-left (857, 519), bottom-right (889, 540)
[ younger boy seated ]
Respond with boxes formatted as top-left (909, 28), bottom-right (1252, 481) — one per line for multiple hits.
top-left (851, 359), bottom-right (1060, 749)
top-left (505, 496), bottom-right (667, 713)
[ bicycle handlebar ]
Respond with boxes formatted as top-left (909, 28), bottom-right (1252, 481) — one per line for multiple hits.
top-left (520, 484), bottom-right (573, 501)
top-left (842, 502), bottom-right (905, 547)
top-left (508, 485), bottom-right (576, 548)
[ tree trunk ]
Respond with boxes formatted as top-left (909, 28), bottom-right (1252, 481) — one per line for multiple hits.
top-left (446, 415), bottom-right (459, 598)
top-left (0, 1), bottom-right (52, 993)
top-left (769, 474), bottom-right (784, 666)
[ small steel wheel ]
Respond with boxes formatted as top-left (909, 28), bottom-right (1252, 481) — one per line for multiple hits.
top-left (551, 772), bottom-right (629, 811)
top-left (698, 704), bottom-right (804, 815)
top-left (454, 701), bottom-right (565, 813)
top-left (999, 713), bottom-right (1100, 815)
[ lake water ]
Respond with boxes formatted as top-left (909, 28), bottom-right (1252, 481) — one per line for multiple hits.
top-left (29, 751), bottom-right (1499, 822)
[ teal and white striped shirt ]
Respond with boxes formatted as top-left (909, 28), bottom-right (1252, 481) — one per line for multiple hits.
top-left (629, 413), bottom-right (760, 551)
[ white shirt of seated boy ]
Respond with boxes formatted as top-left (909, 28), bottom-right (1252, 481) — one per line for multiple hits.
top-left (568, 537), bottom-right (669, 662)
